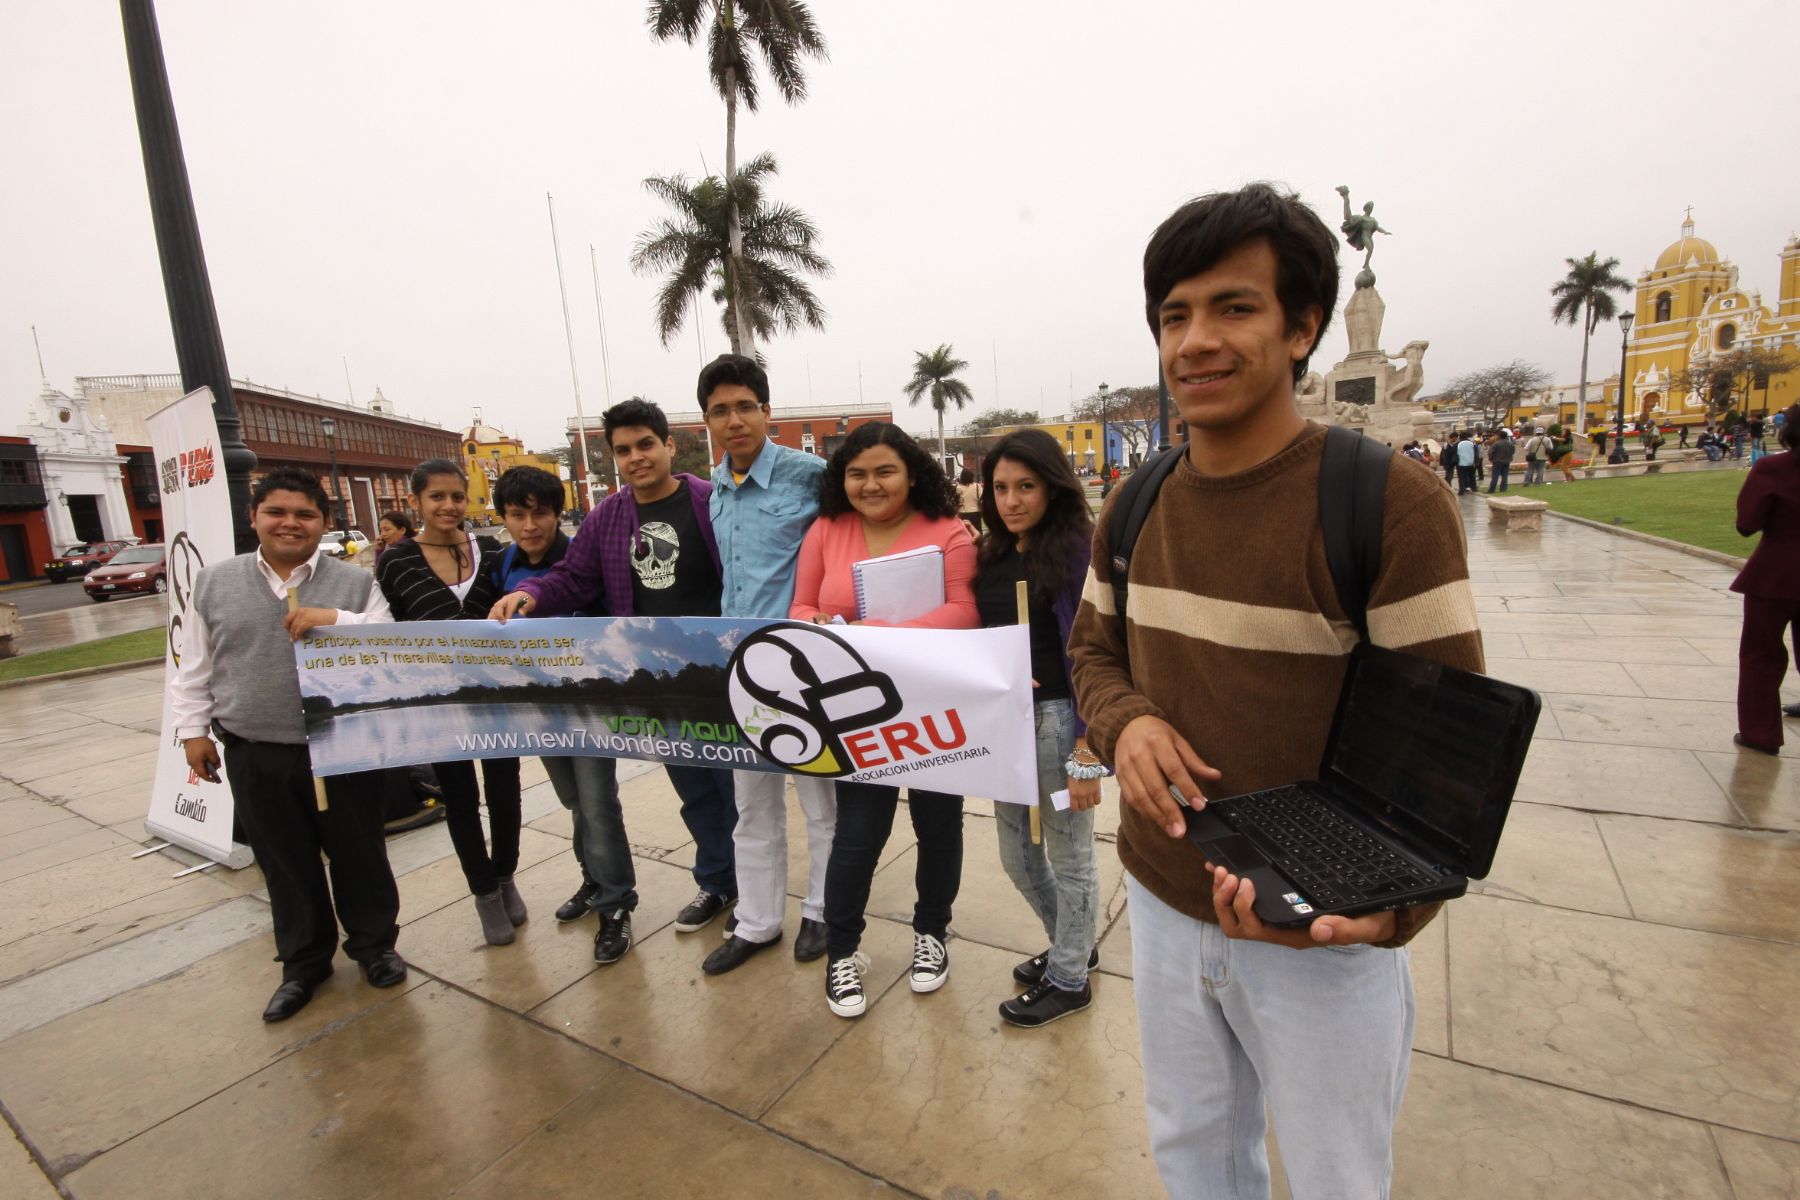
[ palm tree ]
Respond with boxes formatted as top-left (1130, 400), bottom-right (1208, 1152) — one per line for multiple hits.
top-left (630, 151), bottom-right (830, 350)
top-left (1550, 253), bottom-right (1632, 436)
top-left (904, 345), bottom-right (974, 468)
top-left (647, 0), bottom-right (828, 357)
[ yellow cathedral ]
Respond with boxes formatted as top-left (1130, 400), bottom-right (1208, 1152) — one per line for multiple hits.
top-left (1620, 216), bottom-right (1800, 425)
top-left (459, 414), bottom-right (576, 523)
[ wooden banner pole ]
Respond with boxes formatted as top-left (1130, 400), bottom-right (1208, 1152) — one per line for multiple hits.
top-left (1016, 579), bottom-right (1041, 845)
top-left (287, 590), bottom-right (329, 812)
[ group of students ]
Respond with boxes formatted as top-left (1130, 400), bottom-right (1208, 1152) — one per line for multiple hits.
top-left (172, 183), bottom-right (1501, 1198)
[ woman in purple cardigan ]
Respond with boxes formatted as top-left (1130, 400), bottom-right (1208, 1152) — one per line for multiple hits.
top-left (973, 429), bottom-right (1102, 1028)
top-left (1732, 404), bottom-right (1800, 754)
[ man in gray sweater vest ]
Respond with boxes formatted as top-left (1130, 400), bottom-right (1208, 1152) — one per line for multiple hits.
top-left (170, 469), bottom-right (406, 1022)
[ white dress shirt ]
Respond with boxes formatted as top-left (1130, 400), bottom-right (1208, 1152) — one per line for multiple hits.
top-left (169, 548), bottom-right (394, 740)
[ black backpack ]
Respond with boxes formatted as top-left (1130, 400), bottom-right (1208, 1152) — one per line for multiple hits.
top-left (1107, 425), bottom-right (1391, 643)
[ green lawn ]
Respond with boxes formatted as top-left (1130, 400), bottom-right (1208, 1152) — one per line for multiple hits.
top-left (1530, 468), bottom-right (1756, 558)
top-left (0, 626), bottom-right (164, 683)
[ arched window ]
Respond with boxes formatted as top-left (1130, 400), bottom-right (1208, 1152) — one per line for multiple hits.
top-left (1654, 292), bottom-right (1671, 323)
top-left (1718, 323), bottom-right (1737, 350)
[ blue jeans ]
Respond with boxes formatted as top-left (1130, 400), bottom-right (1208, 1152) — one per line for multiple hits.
top-left (1486, 464), bottom-right (1510, 492)
top-left (542, 755), bottom-right (636, 913)
top-left (1128, 877), bottom-right (1415, 1199)
top-left (1521, 459), bottom-right (1545, 486)
top-left (663, 764), bottom-right (740, 898)
top-left (995, 698), bottom-right (1099, 989)
top-left (1704, 445), bottom-right (1722, 461)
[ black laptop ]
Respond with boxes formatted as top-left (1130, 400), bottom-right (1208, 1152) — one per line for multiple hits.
top-left (1186, 643), bottom-right (1541, 927)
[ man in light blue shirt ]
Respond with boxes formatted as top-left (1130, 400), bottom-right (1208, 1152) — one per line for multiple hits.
top-left (1454, 432), bottom-right (1477, 494)
top-left (696, 354), bottom-right (837, 975)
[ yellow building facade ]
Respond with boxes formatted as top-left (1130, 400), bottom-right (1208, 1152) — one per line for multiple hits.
top-left (460, 418), bottom-right (575, 522)
top-left (1620, 217), bottom-right (1800, 425)
top-left (987, 418), bottom-right (1108, 473)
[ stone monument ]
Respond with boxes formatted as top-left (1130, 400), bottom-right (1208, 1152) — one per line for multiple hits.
top-left (1299, 185), bottom-right (1435, 447)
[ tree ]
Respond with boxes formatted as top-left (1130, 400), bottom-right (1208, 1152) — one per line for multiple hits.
top-left (963, 407), bottom-right (1041, 435)
top-left (1442, 361), bottom-right (1553, 430)
top-left (903, 345), bottom-right (974, 465)
top-left (1549, 252), bottom-right (1632, 435)
top-left (1669, 346), bottom-right (1795, 419)
top-left (631, 152), bottom-right (830, 351)
top-left (647, 0), bottom-right (827, 357)
top-left (671, 428), bottom-right (713, 478)
top-left (1074, 385), bottom-right (1161, 465)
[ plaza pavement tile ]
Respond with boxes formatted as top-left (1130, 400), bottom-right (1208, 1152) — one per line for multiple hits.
top-left (57, 778), bottom-right (154, 829)
top-left (1406, 911), bottom-right (1449, 1057)
top-left (1094, 901), bottom-right (1132, 980)
top-left (1595, 812), bottom-right (1800, 942)
top-left (1485, 657), bottom-right (1645, 697)
top-left (0, 869), bottom-right (242, 987)
top-left (1472, 802), bottom-right (1631, 916)
top-left (0, 705), bottom-right (94, 748)
top-left (763, 937), bottom-right (1160, 1200)
top-left (1546, 692), bottom-right (1800, 758)
top-left (0, 825), bottom-right (133, 886)
top-left (391, 825), bottom-right (570, 926)
top-left (1, 1126), bottom-right (57, 1200)
top-left (1621, 660), bottom-right (1777, 702)
top-left (1713, 1127), bottom-right (1800, 1200)
top-left (1512, 739), bottom-right (1744, 824)
top-left (1447, 894), bottom-right (1800, 1141)
top-left (1522, 633), bottom-right (1711, 664)
top-left (58, 983), bottom-right (608, 1200)
top-left (1695, 749), bottom-right (1798, 831)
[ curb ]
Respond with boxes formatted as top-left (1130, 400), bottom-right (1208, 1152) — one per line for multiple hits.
top-left (1541, 509), bottom-right (1750, 569)
top-left (0, 657), bottom-right (163, 691)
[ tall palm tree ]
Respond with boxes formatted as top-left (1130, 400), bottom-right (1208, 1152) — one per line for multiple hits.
top-left (904, 345), bottom-right (974, 467)
top-left (646, 0), bottom-right (828, 357)
top-left (630, 151), bottom-right (830, 350)
top-left (1550, 253), bottom-right (1632, 436)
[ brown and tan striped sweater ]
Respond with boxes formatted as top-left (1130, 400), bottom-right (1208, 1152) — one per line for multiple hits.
top-left (1070, 423), bottom-right (1483, 947)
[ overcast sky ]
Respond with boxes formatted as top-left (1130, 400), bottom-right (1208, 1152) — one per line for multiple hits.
top-left (5, 1), bottom-right (1796, 450)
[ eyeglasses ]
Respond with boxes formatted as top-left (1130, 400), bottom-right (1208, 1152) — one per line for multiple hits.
top-left (705, 400), bottom-right (764, 422)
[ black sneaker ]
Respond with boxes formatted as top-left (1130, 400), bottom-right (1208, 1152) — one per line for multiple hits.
top-left (594, 909), bottom-right (632, 964)
top-left (999, 979), bottom-right (1093, 1028)
top-left (825, 952), bottom-right (871, 1018)
top-left (556, 881), bottom-right (600, 923)
top-left (909, 932), bottom-right (949, 994)
top-left (1012, 946), bottom-right (1100, 987)
top-left (674, 890), bottom-right (733, 933)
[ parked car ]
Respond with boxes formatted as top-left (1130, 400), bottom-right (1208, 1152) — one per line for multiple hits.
top-left (319, 530), bottom-right (371, 559)
top-left (44, 540), bottom-right (130, 583)
top-left (83, 544), bottom-right (167, 601)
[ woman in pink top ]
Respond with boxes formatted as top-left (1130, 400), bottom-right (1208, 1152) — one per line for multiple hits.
top-left (789, 423), bottom-right (977, 1019)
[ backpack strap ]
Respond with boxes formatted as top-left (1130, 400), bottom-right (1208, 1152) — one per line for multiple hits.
top-left (1106, 444), bottom-right (1185, 621)
top-left (1318, 425), bottom-right (1391, 643)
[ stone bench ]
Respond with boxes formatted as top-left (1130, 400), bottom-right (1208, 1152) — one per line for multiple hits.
top-left (1582, 462), bottom-right (1636, 479)
top-left (1485, 495), bottom-right (1548, 532)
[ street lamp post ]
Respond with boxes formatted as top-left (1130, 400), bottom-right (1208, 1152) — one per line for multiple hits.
top-left (1608, 312), bottom-right (1635, 464)
top-left (1157, 368), bottom-right (1172, 452)
top-left (319, 416), bottom-right (346, 531)
top-left (1096, 382), bottom-right (1110, 476)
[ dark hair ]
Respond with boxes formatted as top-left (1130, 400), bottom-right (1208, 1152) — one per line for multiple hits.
top-left (818, 422), bottom-right (960, 520)
top-left (1142, 182), bottom-right (1338, 384)
top-left (409, 458), bottom-right (466, 495)
top-left (696, 353), bottom-right (770, 410)
top-left (958, 467), bottom-right (975, 486)
top-left (378, 510), bottom-right (415, 536)
top-left (251, 467), bottom-right (329, 513)
top-left (493, 466), bottom-right (565, 517)
top-left (1781, 405), bottom-right (1800, 453)
top-left (976, 430), bottom-right (1093, 602)
top-left (603, 397), bottom-right (670, 444)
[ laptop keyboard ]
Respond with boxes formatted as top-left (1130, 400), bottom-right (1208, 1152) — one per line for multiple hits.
top-left (1215, 786), bottom-right (1438, 908)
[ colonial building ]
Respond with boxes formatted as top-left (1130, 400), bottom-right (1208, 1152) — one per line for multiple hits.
top-left (19, 382), bottom-right (138, 551)
top-left (459, 415), bottom-right (574, 522)
top-left (0, 436), bottom-right (53, 583)
top-left (78, 375), bottom-right (459, 530)
top-left (1620, 217), bottom-right (1800, 425)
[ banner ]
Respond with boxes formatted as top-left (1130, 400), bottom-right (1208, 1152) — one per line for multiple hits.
top-left (295, 617), bottom-right (1036, 803)
top-left (144, 388), bottom-right (254, 868)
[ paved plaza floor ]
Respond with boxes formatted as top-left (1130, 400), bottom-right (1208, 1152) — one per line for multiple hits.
top-left (0, 500), bottom-right (1795, 1199)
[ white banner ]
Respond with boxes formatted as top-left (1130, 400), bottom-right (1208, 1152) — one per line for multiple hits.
top-left (294, 617), bottom-right (1038, 804)
top-left (144, 388), bottom-right (253, 868)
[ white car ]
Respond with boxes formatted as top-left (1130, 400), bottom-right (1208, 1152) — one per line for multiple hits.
top-left (319, 530), bottom-right (370, 559)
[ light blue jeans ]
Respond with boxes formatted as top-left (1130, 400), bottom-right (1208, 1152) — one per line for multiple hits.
top-left (542, 755), bottom-right (636, 913)
top-left (994, 698), bottom-right (1098, 989)
top-left (1127, 876), bottom-right (1415, 1199)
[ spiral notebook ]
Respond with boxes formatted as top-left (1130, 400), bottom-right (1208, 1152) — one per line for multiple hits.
top-left (853, 546), bottom-right (945, 624)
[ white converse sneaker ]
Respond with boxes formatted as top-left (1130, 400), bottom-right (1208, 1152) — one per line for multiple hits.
top-left (910, 932), bottom-right (948, 993)
top-left (826, 952), bottom-right (872, 1018)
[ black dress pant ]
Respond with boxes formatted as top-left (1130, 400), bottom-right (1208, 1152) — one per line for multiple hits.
top-left (434, 757), bottom-right (522, 896)
top-left (825, 782), bottom-right (964, 959)
top-left (1738, 593), bottom-right (1800, 750)
top-left (219, 736), bottom-right (399, 984)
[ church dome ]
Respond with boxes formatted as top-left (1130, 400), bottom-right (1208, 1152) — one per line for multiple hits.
top-left (463, 423), bottom-right (508, 443)
top-left (1655, 217), bottom-right (1719, 271)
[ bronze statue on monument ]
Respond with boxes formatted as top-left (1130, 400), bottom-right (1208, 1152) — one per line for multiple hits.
top-left (1335, 184), bottom-right (1390, 290)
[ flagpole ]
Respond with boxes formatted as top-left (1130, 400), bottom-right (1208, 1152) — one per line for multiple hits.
top-left (546, 193), bottom-right (595, 511)
top-left (588, 245), bottom-right (619, 495)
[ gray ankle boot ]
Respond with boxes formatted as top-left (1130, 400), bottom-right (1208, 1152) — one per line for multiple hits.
top-left (498, 876), bottom-right (528, 926)
top-left (475, 889), bottom-right (516, 945)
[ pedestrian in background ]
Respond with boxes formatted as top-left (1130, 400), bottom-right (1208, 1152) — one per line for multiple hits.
top-left (1730, 404), bottom-right (1800, 755)
top-left (1486, 430), bottom-right (1515, 492)
top-left (375, 511), bottom-right (414, 566)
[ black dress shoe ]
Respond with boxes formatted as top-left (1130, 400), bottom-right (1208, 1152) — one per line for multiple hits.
top-left (360, 950), bottom-right (408, 989)
top-left (262, 979), bottom-right (316, 1023)
top-left (703, 932), bottom-right (781, 975)
top-left (556, 881), bottom-right (600, 923)
top-left (1783, 703), bottom-right (1800, 719)
top-left (793, 918), bottom-right (829, 963)
top-left (1734, 733), bottom-right (1781, 756)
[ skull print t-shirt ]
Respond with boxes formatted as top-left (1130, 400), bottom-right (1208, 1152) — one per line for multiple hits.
top-left (629, 481), bottom-right (722, 617)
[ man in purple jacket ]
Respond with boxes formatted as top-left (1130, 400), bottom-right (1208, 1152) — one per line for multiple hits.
top-left (492, 399), bottom-right (739, 959)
